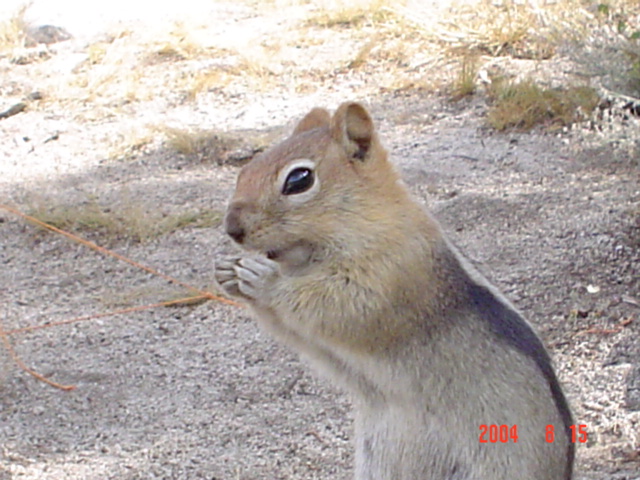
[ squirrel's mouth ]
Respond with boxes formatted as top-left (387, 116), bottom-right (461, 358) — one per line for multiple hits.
top-left (264, 241), bottom-right (314, 267)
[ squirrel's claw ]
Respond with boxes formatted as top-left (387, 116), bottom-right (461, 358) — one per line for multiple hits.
top-left (215, 255), bottom-right (279, 302)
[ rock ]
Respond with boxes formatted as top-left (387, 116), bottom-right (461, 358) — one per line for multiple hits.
top-left (626, 365), bottom-right (640, 411)
top-left (25, 25), bottom-right (72, 47)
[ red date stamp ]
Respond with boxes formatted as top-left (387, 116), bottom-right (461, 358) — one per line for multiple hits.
top-left (479, 424), bottom-right (589, 443)
top-left (546, 424), bottom-right (588, 443)
top-left (479, 425), bottom-right (519, 443)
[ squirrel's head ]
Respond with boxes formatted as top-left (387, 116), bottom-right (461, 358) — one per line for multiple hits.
top-left (224, 102), bottom-right (409, 271)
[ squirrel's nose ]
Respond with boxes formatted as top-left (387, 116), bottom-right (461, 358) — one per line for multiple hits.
top-left (225, 204), bottom-right (246, 244)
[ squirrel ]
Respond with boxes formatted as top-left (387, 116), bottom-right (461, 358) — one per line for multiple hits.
top-left (214, 102), bottom-right (574, 480)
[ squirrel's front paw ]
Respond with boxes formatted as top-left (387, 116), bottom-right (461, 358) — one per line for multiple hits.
top-left (215, 255), bottom-right (280, 303)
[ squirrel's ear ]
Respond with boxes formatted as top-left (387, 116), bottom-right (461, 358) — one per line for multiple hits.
top-left (331, 102), bottom-right (374, 161)
top-left (293, 108), bottom-right (331, 135)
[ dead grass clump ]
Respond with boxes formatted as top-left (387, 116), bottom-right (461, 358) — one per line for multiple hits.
top-left (187, 69), bottom-right (232, 100)
top-left (235, 51), bottom-right (279, 83)
top-left (404, 0), bottom-right (588, 60)
top-left (144, 41), bottom-right (200, 65)
top-left (107, 126), bottom-right (155, 160)
top-left (186, 47), bottom-right (281, 96)
top-left (0, 2), bottom-right (30, 52)
top-left (629, 51), bottom-right (640, 94)
top-left (303, 1), bottom-right (431, 81)
top-left (161, 127), bottom-right (232, 158)
top-left (53, 23), bottom-right (216, 109)
top-left (487, 78), bottom-right (600, 131)
top-left (450, 54), bottom-right (479, 100)
top-left (300, 0), bottom-right (594, 94)
top-left (159, 126), bottom-right (272, 165)
top-left (306, 0), bottom-right (402, 29)
top-left (87, 42), bottom-right (109, 64)
top-left (593, 0), bottom-right (640, 96)
top-left (348, 37), bottom-right (380, 68)
top-left (67, 31), bottom-right (160, 105)
top-left (143, 22), bottom-right (210, 65)
top-left (27, 197), bottom-right (221, 245)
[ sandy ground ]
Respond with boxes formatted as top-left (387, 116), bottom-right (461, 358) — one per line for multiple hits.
top-left (1, 1), bottom-right (639, 479)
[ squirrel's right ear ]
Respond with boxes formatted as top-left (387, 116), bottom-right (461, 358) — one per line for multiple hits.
top-left (293, 108), bottom-right (331, 135)
top-left (331, 102), bottom-right (375, 162)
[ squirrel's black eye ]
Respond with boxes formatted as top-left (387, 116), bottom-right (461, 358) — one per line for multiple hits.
top-left (282, 167), bottom-right (314, 195)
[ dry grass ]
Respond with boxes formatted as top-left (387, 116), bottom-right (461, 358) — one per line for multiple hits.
top-left (235, 50), bottom-right (280, 87)
top-left (146, 42), bottom-right (198, 64)
top-left (487, 78), bottom-right (600, 131)
top-left (16, 0), bottom-right (632, 114)
top-left (592, 0), bottom-right (640, 96)
top-left (143, 25), bottom-right (211, 65)
top-left (450, 54), bottom-right (479, 100)
top-left (0, 2), bottom-right (29, 52)
top-left (187, 68), bottom-right (232, 100)
top-left (107, 126), bottom-right (155, 160)
top-left (186, 49), bottom-right (281, 99)
top-left (19, 0), bottom-right (607, 125)
top-left (158, 125), bottom-right (275, 165)
top-left (296, 0), bottom-right (596, 93)
top-left (27, 196), bottom-right (221, 245)
top-left (160, 126), bottom-right (239, 160)
top-left (629, 55), bottom-right (640, 94)
top-left (305, 0), bottom-right (401, 28)
top-left (348, 36), bottom-right (381, 69)
top-left (5, 0), bottom-right (635, 167)
top-left (162, 127), bottom-right (216, 156)
top-left (45, 22), bottom-right (217, 107)
top-left (403, 0), bottom-right (589, 59)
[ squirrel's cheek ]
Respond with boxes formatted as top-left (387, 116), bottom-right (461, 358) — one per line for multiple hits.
top-left (264, 240), bottom-right (316, 275)
top-left (281, 242), bottom-right (314, 267)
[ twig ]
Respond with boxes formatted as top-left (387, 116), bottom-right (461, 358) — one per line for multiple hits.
top-left (0, 204), bottom-right (240, 308)
top-left (4, 295), bottom-right (210, 336)
top-left (0, 102), bottom-right (27, 120)
top-left (0, 204), bottom-right (244, 391)
top-left (0, 319), bottom-right (75, 391)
